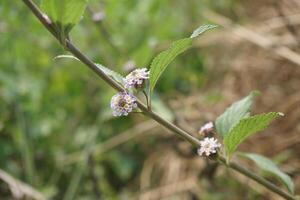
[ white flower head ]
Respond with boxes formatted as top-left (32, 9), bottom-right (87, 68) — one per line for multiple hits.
top-left (198, 137), bottom-right (221, 156)
top-left (110, 92), bottom-right (137, 116)
top-left (199, 122), bottom-right (214, 135)
top-left (124, 68), bottom-right (149, 89)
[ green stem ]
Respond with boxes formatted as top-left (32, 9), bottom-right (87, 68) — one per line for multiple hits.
top-left (218, 157), bottom-right (296, 200)
top-left (22, 1), bottom-right (297, 199)
top-left (142, 90), bottom-right (150, 110)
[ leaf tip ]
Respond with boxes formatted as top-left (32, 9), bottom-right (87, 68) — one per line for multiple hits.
top-left (250, 90), bottom-right (261, 97)
top-left (278, 112), bottom-right (284, 116)
top-left (190, 24), bottom-right (219, 38)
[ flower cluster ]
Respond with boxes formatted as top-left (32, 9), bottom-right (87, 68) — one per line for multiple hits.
top-left (110, 68), bottom-right (149, 117)
top-left (124, 68), bottom-right (149, 89)
top-left (197, 137), bottom-right (221, 156)
top-left (110, 92), bottom-right (137, 116)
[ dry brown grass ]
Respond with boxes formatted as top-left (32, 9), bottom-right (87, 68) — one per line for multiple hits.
top-left (137, 1), bottom-right (300, 199)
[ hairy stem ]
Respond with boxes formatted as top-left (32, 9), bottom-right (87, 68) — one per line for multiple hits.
top-left (22, 1), bottom-right (296, 199)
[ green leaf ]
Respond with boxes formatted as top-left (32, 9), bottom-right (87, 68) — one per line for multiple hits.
top-left (149, 38), bottom-right (191, 93)
top-left (149, 24), bottom-right (217, 95)
top-left (41, 0), bottom-right (88, 42)
top-left (239, 152), bottom-right (294, 194)
top-left (215, 91), bottom-right (259, 137)
top-left (53, 55), bottom-right (125, 86)
top-left (41, 0), bottom-right (87, 26)
top-left (224, 112), bottom-right (283, 159)
top-left (53, 55), bottom-right (80, 61)
top-left (190, 24), bottom-right (218, 38)
top-left (95, 64), bottom-right (125, 86)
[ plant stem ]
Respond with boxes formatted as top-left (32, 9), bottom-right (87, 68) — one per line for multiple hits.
top-left (218, 157), bottom-right (296, 200)
top-left (142, 90), bottom-right (150, 110)
top-left (22, 1), bottom-right (297, 199)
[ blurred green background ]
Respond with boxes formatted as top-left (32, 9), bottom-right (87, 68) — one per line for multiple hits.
top-left (1, 0), bottom-right (299, 199)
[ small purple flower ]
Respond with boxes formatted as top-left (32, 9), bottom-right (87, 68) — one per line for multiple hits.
top-left (110, 92), bottom-right (137, 116)
top-left (124, 68), bottom-right (149, 89)
top-left (199, 122), bottom-right (214, 135)
top-left (197, 137), bottom-right (221, 156)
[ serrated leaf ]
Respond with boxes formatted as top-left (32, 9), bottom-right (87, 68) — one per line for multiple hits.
top-left (224, 112), bottom-right (283, 159)
top-left (149, 25), bottom-right (217, 95)
top-left (95, 64), bottom-right (125, 86)
top-left (239, 152), bottom-right (294, 194)
top-left (215, 91), bottom-right (259, 137)
top-left (149, 38), bottom-right (192, 93)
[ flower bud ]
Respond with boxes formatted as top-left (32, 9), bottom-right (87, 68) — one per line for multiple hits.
top-left (198, 122), bottom-right (214, 137)
top-left (124, 68), bottom-right (149, 90)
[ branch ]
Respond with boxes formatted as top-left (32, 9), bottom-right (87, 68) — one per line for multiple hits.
top-left (22, 0), bottom-right (199, 147)
top-left (21, 1), bottom-right (297, 199)
top-left (0, 168), bottom-right (46, 200)
top-left (218, 157), bottom-right (296, 200)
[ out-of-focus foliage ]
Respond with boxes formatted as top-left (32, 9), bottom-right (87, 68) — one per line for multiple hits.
top-left (2, 0), bottom-right (296, 199)
top-left (0, 0), bottom-right (213, 199)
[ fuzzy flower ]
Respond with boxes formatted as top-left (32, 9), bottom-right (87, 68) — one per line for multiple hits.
top-left (110, 92), bottom-right (137, 116)
top-left (197, 137), bottom-right (221, 156)
top-left (199, 122), bottom-right (214, 135)
top-left (124, 68), bottom-right (149, 89)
